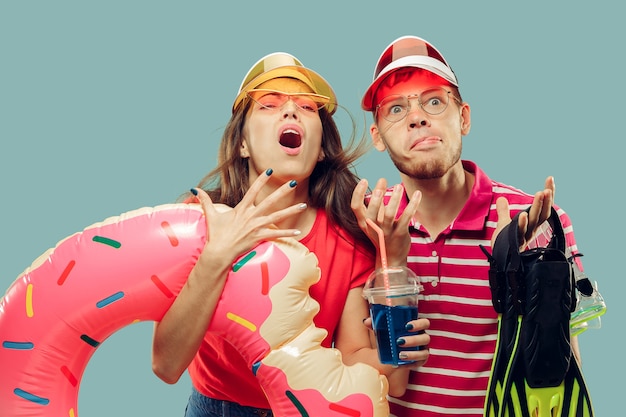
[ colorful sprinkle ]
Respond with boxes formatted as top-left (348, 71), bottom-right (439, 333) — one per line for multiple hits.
top-left (285, 390), bottom-right (308, 416)
top-left (92, 235), bottom-right (121, 248)
top-left (60, 365), bottom-right (78, 387)
top-left (80, 334), bottom-right (100, 348)
top-left (261, 262), bottom-right (269, 295)
top-left (25, 283), bottom-right (34, 318)
top-left (69, 408), bottom-right (76, 417)
top-left (251, 361), bottom-right (261, 376)
top-left (233, 251), bottom-right (256, 272)
top-left (160, 221), bottom-right (179, 246)
top-left (151, 275), bottom-right (174, 298)
top-left (329, 403), bottom-right (361, 417)
top-left (2, 341), bottom-right (34, 350)
top-left (14, 388), bottom-right (50, 405)
top-left (226, 312), bottom-right (256, 332)
top-left (57, 260), bottom-right (76, 285)
top-left (96, 291), bottom-right (124, 308)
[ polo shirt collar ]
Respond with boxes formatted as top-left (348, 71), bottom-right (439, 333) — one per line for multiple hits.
top-left (397, 160), bottom-right (493, 232)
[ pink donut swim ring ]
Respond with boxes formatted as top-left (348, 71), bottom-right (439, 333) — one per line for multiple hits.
top-left (0, 203), bottom-right (389, 417)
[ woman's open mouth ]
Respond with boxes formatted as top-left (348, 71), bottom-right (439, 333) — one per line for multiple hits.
top-left (280, 129), bottom-right (302, 154)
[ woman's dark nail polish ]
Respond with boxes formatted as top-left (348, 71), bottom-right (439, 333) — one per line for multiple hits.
top-left (405, 323), bottom-right (414, 331)
top-left (396, 338), bottom-right (406, 346)
top-left (289, 180), bottom-right (297, 188)
top-left (190, 188), bottom-right (198, 196)
top-left (266, 168), bottom-right (273, 176)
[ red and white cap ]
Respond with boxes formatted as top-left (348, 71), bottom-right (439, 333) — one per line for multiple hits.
top-left (361, 36), bottom-right (458, 111)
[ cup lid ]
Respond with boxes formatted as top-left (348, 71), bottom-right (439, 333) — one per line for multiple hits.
top-left (362, 266), bottom-right (422, 296)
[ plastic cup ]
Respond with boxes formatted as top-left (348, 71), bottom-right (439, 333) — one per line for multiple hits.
top-left (362, 266), bottom-right (422, 366)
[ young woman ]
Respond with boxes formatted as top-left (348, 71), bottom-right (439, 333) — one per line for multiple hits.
top-left (151, 52), bottom-right (430, 417)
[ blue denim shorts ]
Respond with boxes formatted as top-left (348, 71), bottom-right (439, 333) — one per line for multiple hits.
top-left (184, 387), bottom-right (273, 417)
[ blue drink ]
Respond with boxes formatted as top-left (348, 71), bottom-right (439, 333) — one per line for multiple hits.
top-left (370, 303), bottom-right (419, 366)
top-left (362, 266), bottom-right (422, 366)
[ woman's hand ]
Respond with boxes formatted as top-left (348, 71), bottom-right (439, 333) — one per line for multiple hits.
top-left (362, 316), bottom-right (431, 369)
top-left (398, 318), bottom-right (431, 368)
top-left (193, 168), bottom-right (308, 272)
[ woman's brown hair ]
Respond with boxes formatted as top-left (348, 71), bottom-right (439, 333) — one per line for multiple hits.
top-left (191, 98), bottom-right (373, 249)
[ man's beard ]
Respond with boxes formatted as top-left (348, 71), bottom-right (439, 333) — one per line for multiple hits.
top-left (388, 144), bottom-right (462, 180)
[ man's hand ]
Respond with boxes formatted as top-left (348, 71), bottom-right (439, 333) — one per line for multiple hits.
top-left (351, 178), bottom-right (421, 267)
top-left (492, 176), bottom-right (555, 249)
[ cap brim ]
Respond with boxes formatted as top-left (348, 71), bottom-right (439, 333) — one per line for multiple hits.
top-left (362, 56), bottom-right (458, 111)
top-left (233, 66), bottom-right (337, 115)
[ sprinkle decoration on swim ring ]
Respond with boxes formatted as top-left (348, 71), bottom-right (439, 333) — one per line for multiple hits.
top-left (0, 203), bottom-right (389, 417)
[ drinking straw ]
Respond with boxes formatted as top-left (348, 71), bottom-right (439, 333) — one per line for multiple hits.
top-left (365, 218), bottom-right (391, 294)
top-left (366, 219), bottom-right (387, 269)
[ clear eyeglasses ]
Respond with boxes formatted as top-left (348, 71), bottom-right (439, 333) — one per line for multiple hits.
top-left (247, 89), bottom-right (331, 113)
top-left (375, 87), bottom-right (460, 123)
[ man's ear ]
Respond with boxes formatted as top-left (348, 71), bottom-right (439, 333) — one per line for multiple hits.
top-left (371, 123), bottom-right (387, 152)
top-left (460, 103), bottom-right (471, 136)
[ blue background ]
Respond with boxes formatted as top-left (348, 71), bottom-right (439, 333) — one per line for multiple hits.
top-left (1, 1), bottom-right (621, 416)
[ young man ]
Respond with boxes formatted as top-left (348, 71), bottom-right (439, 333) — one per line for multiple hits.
top-left (351, 35), bottom-right (583, 416)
